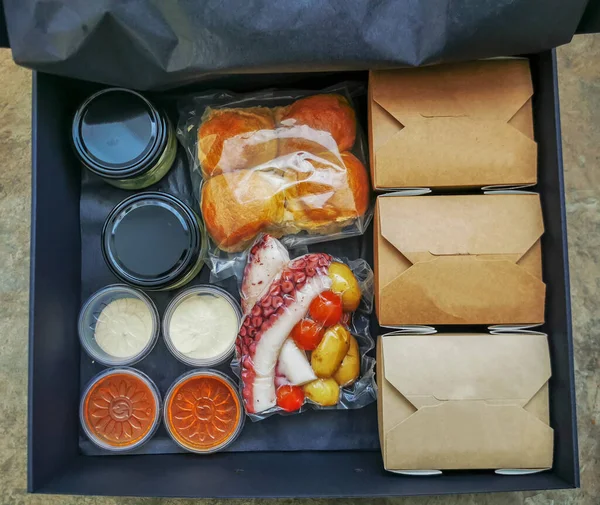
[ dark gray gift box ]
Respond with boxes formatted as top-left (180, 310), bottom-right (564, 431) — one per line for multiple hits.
top-left (0, 0), bottom-right (593, 498)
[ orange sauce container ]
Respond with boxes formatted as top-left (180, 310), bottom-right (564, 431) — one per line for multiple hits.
top-left (80, 368), bottom-right (161, 451)
top-left (164, 370), bottom-right (244, 453)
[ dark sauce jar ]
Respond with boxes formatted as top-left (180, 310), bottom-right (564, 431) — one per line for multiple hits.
top-left (102, 192), bottom-right (207, 291)
top-left (72, 88), bottom-right (177, 189)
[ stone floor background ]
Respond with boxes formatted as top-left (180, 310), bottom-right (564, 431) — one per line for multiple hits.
top-left (0, 35), bottom-right (598, 505)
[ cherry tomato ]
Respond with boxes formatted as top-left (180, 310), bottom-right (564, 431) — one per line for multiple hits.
top-left (309, 291), bottom-right (343, 327)
top-left (291, 319), bottom-right (325, 350)
top-left (276, 385), bottom-right (305, 412)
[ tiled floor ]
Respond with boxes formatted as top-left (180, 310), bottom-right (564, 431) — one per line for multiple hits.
top-left (0, 35), bottom-right (598, 505)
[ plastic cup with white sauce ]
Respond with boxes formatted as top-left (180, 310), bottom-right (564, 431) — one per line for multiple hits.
top-left (163, 285), bottom-right (242, 367)
top-left (78, 285), bottom-right (160, 366)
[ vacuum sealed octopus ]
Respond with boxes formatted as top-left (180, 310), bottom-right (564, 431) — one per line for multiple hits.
top-left (177, 85), bottom-right (372, 273)
top-left (232, 234), bottom-right (376, 420)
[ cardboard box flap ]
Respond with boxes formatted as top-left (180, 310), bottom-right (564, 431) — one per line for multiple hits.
top-left (382, 333), bottom-right (551, 408)
top-left (378, 333), bottom-right (553, 471)
top-left (378, 194), bottom-right (543, 264)
top-left (370, 60), bottom-right (533, 126)
top-left (384, 400), bottom-right (554, 471)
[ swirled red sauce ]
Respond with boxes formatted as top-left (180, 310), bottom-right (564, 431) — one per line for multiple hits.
top-left (165, 374), bottom-right (242, 452)
top-left (82, 372), bottom-right (158, 448)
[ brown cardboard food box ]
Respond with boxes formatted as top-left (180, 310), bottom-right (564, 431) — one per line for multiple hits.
top-left (374, 193), bottom-right (546, 326)
top-left (377, 332), bottom-right (554, 471)
top-left (369, 59), bottom-right (537, 190)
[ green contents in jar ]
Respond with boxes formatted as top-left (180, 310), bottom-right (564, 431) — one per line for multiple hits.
top-left (102, 193), bottom-right (207, 291)
top-left (72, 88), bottom-right (176, 189)
top-left (114, 127), bottom-right (178, 190)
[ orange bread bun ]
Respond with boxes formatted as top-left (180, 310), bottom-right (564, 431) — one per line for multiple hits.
top-left (341, 151), bottom-right (370, 218)
top-left (198, 107), bottom-right (278, 178)
top-left (201, 169), bottom-right (285, 252)
top-left (283, 151), bottom-right (370, 231)
top-left (342, 152), bottom-right (371, 216)
top-left (276, 94), bottom-right (357, 155)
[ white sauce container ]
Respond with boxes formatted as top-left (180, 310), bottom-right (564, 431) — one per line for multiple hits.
top-left (78, 284), bottom-right (160, 366)
top-left (163, 285), bottom-right (242, 367)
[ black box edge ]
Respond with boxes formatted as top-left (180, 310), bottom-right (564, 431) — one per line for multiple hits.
top-left (551, 49), bottom-right (581, 489)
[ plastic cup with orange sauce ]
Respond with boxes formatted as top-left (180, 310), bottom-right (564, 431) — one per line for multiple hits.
top-left (80, 368), bottom-right (161, 452)
top-left (164, 370), bottom-right (244, 454)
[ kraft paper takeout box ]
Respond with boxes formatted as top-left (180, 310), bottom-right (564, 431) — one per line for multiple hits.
top-left (377, 332), bottom-right (554, 471)
top-left (374, 193), bottom-right (546, 326)
top-left (368, 59), bottom-right (537, 190)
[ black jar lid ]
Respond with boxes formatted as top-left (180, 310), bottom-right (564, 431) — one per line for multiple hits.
top-left (73, 88), bottom-right (168, 180)
top-left (102, 192), bottom-right (201, 289)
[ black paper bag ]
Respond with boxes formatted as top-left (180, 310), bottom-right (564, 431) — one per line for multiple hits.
top-left (1, 0), bottom-right (593, 90)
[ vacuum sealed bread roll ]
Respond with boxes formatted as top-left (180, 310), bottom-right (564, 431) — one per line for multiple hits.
top-left (283, 151), bottom-right (370, 232)
top-left (178, 84), bottom-right (372, 266)
top-left (198, 107), bottom-right (278, 178)
top-left (275, 94), bottom-right (357, 155)
top-left (201, 152), bottom-right (369, 252)
top-left (201, 169), bottom-right (285, 252)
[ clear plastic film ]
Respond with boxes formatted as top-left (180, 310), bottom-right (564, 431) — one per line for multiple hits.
top-left (230, 234), bottom-right (376, 421)
top-left (177, 83), bottom-right (372, 279)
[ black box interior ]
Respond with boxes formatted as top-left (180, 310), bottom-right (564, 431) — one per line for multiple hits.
top-left (28, 50), bottom-right (579, 497)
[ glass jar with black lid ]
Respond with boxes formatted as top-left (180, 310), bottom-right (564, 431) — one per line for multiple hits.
top-left (72, 88), bottom-right (177, 189)
top-left (102, 192), bottom-right (207, 291)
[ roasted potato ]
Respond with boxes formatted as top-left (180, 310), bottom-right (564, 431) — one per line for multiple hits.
top-left (327, 262), bottom-right (361, 312)
top-left (303, 378), bottom-right (340, 406)
top-left (333, 335), bottom-right (360, 387)
top-left (311, 324), bottom-right (350, 378)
